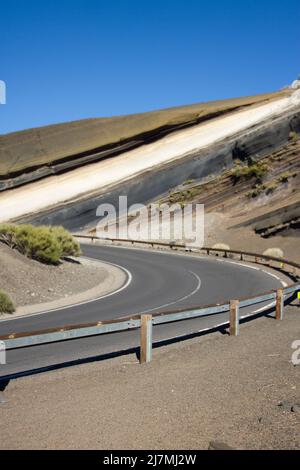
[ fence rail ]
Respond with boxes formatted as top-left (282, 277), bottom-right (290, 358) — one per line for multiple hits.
top-left (1, 236), bottom-right (299, 364)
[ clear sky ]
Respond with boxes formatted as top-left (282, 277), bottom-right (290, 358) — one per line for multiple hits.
top-left (0, 0), bottom-right (299, 134)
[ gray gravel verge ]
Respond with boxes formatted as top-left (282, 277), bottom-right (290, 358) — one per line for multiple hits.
top-left (0, 304), bottom-right (299, 450)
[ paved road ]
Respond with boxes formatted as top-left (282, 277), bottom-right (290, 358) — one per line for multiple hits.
top-left (0, 244), bottom-right (283, 378)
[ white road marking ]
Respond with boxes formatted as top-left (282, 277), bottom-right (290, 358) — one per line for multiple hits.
top-left (215, 257), bottom-right (287, 286)
top-left (1, 243), bottom-right (290, 326)
top-left (156, 301), bottom-right (280, 343)
top-left (84, 243), bottom-right (291, 318)
top-left (252, 301), bottom-right (276, 314)
top-left (136, 270), bottom-right (202, 315)
top-left (216, 258), bottom-right (259, 270)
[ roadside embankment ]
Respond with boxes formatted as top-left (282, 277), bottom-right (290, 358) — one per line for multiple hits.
top-left (0, 243), bottom-right (126, 319)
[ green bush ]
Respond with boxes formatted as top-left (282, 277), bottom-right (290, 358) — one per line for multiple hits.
top-left (231, 161), bottom-right (269, 183)
top-left (0, 290), bottom-right (15, 314)
top-left (246, 184), bottom-right (266, 198)
top-left (278, 171), bottom-right (297, 183)
top-left (182, 179), bottom-right (195, 186)
top-left (0, 224), bottom-right (81, 264)
top-left (50, 226), bottom-right (81, 258)
top-left (289, 131), bottom-right (298, 142)
top-left (168, 186), bottom-right (202, 204)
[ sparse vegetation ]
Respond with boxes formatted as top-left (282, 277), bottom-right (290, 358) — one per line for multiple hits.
top-left (0, 289), bottom-right (15, 314)
top-left (0, 224), bottom-right (81, 265)
top-left (278, 171), bottom-right (297, 183)
top-left (168, 186), bottom-right (202, 205)
top-left (182, 179), bottom-right (195, 186)
top-left (231, 161), bottom-right (269, 183)
top-left (289, 131), bottom-right (298, 142)
top-left (246, 184), bottom-right (266, 198)
top-left (246, 168), bottom-right (298, 198)
top-left (265, 182), bottom-right (278, 195)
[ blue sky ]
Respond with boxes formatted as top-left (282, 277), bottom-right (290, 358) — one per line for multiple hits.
top-left (0, 0), bottom-right (299, 134)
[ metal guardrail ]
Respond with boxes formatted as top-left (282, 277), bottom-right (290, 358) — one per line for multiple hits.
top-left (74, 234), bottom-right (300, 270)
top-left (0, 236), bottom-right (299, 364)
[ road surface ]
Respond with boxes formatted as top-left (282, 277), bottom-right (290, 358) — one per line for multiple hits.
top-left (0, 244), bottom-right (284, 378)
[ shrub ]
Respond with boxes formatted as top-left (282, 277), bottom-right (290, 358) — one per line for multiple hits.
top-left (265, 182), bottom-right (278, 194)
top-left (278, 171), bottom-right (297, 183)
top-left (231, 161), bottom-right (269, 183)
top-left (246, 184), bottom-right (266, 198)
top-left (0, 290), bottom-right (15, 314)
top-left (0, 224), bottom-right (81, 264)
top-left (16, 225), bottom-right (61, 264)
top-left (182, 179), bottom-right (195, 186)
top-left (50, 226), bottom-right (81, 258)
top-left (246, 171), bottom-right (298, 198)
top-left (289, 131), bottom-right (298, 142)
top-left (168, 186), bottom-right (202, 204)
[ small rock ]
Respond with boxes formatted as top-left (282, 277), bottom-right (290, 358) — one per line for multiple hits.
top-left (48, 288), bottom-right (54, 293)
top-left (278, 400), bottom-right (300, 412)
top-left (258, 416), bottom-right (272, 425)
top-left (278, 401), bottom-right (293, 411)
top-left (0, 392), bottom-right (6, 404)
top-left (291, 405), bottom-right (300, 414)
top-left (208, 441), bottom-right (234, 450)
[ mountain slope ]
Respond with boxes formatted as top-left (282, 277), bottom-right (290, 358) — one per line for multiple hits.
top-left (0, 90), bottom-right (288, 186)
top-left (0, 87), bottom-right (299, 229)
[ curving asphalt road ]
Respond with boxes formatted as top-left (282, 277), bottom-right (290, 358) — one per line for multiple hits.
top-left (0, 243), bottom-right (284, 378)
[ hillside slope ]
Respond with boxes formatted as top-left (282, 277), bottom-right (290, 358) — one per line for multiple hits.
top-left (0, 243), bottom-right (108, 309)
top-left (0, 90), bottom-right (289, 188)
top-left (0, 88), bottom-right (299, 229)
top-left (152, 136), bottom-right (300, 259)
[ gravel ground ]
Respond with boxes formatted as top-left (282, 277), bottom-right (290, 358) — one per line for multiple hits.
top-left (0, 243), bottom-right (109, 308)
top-left (1, 304), bottom-right (299, 450)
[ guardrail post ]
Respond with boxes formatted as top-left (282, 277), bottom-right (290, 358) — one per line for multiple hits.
top-left (140, 314), bottom-right (152, 363)
top-left (276, 288), bottom-right (284, 320)
top-left (230, 300), bottom-right (240, 336)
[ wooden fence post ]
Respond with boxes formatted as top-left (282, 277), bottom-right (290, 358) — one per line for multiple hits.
top-left (140, 314), bottom-right (153, 363)
top-left (230, 300), bottom-right (240, 336)
top-left (276, 288), bottom-right (284, 320)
